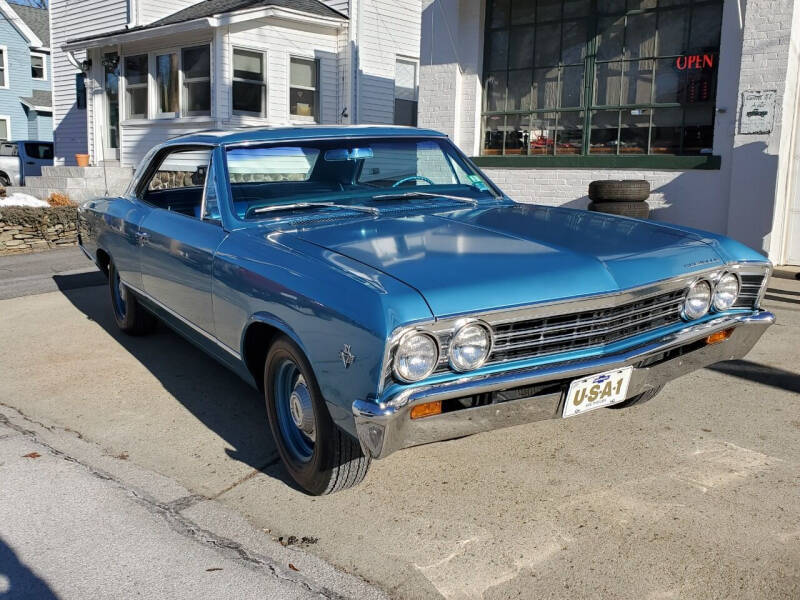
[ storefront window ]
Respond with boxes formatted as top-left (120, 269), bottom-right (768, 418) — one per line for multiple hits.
top-left (482, 0), bottom-right (722, 156)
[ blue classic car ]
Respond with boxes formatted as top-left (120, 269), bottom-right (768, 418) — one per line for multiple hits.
top-left (78, 126), bottom-right (774, 495)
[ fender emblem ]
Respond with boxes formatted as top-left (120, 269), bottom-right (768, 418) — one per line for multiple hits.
top-left (340, 345), bottom-right (355, 369)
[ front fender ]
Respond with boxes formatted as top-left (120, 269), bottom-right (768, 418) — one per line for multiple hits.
top-left (213, 228), bottom-right (433, 436)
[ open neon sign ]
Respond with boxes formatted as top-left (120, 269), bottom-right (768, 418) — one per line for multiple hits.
top-left (675, 54), bottom-right (715, 70)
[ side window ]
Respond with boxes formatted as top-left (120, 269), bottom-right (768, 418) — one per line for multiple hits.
top-left (141, 148), bottom-right (212, 218)
top-left (202, 157), bottom-right (220, 221)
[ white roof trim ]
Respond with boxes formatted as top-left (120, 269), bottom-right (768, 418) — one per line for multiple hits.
top-left (62, 4), bottom-right (345, 50)
top-left (0, 0), bottom-right (45, 48)
top-left (20, 98), bottom-right (51, 112)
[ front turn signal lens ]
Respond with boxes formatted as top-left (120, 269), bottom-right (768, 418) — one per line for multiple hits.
top-left (410, 401), bottom-right (442, 420)
top-left (706, 328), bottom-right (734, 345)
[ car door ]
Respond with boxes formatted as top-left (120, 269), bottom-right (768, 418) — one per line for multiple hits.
top-left (20, 142), bottom-right (53, 182)
top-left (136, 146), bottom-right (227, 336)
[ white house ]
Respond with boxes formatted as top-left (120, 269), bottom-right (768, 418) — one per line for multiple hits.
top-left (50, 0), bottom-right (422, 169)
top-left (418, 0), bottom-right (800, 266)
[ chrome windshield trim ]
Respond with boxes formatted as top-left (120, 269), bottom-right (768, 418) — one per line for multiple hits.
top-left (121, 279), bottom-right (242, 360)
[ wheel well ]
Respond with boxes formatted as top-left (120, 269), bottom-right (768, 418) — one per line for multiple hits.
top-left (96, 249), bottom-right (111, 277)
top-left (243, 321), bottom-right (282, 391)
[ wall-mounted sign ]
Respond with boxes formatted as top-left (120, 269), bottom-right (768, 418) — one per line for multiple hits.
top-left (675, 54), bottom-right (716, 71)
top-left (740, 90), bottom-right (776, 135)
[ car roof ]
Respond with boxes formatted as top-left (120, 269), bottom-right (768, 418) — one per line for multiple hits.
top-left (163, 125), bottom-right (449, 147)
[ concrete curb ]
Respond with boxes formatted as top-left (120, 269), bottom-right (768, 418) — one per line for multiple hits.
top-left (0, 404), bottom-right (387, 600)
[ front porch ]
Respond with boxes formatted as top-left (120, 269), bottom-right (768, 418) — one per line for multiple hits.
top-left (63, 0), bottom-right (347, 168)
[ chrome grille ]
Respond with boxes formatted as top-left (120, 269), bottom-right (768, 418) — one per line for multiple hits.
top-left (490, 289), bottom-right (687, 363)
top-left (734, 274), bottom-right (766, 309)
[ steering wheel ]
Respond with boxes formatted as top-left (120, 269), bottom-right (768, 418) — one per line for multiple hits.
top-left (392, 175), bottom-right (435, 188)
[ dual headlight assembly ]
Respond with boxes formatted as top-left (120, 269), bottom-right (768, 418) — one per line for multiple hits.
top-left (393, 321), bottom-right (492, 383)
top-left (683, 272), bottom-right (740, 320)
top-left (393, 273), bottom-right (742, 383)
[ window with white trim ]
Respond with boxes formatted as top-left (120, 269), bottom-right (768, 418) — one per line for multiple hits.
top-left (0, 48), bottom-right (8, 88)
top-left (289, 57), bottom-right (319, 122)
top-left (0, 117), bottom-right (9, 141)
top-left (182, 46), bottom-right (211, 116)
top-left (31, 53), bottom-right (46, 80)
top-left (394, 58), bottom-right (418, 126)
top-left (233, 48), bottom-right (267, 117)
top-left (124, 54), bottom-right (148, 119)
top-left (155, 52), bottom-right (179, 117)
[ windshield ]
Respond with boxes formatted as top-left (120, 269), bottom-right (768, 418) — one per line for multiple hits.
top-left (225, 137), bottom-right (498, 220)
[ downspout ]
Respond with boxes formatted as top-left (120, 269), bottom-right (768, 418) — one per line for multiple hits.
top-left (354, 0), bottom-right (361, 124)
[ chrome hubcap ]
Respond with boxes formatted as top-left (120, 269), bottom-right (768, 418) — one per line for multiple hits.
top-left (289, 377), bottom-right (315, 442)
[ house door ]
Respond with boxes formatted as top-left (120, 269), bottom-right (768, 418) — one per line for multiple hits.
top-left (103, 52), bottom-right (120, 161)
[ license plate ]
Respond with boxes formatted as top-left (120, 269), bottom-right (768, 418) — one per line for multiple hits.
top-left (563, 366), bottom-right (634, 418)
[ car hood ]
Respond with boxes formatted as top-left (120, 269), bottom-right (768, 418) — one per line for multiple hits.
top-left (290, 204), bottom-right (726, 318)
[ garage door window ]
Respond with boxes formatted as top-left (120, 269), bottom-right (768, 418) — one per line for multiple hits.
top-left (482, 0), bottom-right (722, 156)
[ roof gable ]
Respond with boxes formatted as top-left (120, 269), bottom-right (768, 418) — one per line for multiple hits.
top-left (150, 0), bottom-right (347, 27)
top-left (0, 0), bottom-right (48, 47)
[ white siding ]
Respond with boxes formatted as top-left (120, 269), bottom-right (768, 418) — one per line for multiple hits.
top-left (50, 0), bottom-right (128, 165)
top-left (137, 0), bottom-right (198, 26)
top-left (352, 0), bottom-right (421, 124)
top-left (224, 18), bottom-right (341, 127)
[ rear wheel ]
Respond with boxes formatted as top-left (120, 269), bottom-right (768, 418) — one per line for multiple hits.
top-left (108, 261), bottom-right (157, 335)
top-left (609, 385), bottom-right (664, 409)
top-left (264, 336), bottom-right (370, 495)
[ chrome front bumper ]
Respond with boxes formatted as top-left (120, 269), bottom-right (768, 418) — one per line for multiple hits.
top-left (352, 311), bottom-right (774, 459)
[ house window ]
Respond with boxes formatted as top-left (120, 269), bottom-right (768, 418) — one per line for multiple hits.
top-left (124, 55), bottom-right (148, 119)
top-left (156, 52), bottom-right (179, 117)
top-left (0, 47), bottom-right (7, 88)
top-left (394, 59), bottom-right (418, 126)
top-left (289, 57), bottom-right (319, 122)
top-left (0, 117), bottom-right (9, 141)
top-left (233, 48), bottom-right (266, 117)
top-left (31, 53), bottom-right (46, 80)
top-left (482, 0), bottom-right (723, 156)
top-left (182, 46), bottom-right (211, 116)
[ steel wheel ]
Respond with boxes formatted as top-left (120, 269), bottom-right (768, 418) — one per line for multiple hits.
top-left (273, 359), bottom-right (315, 464)
top-left (107, 261), bottom-right (156, 336)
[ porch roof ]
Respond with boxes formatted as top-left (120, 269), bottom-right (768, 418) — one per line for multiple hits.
top-left (64, 0), bottom-right (347, 50)
top-left (20, 90), bottom-right (52, 112)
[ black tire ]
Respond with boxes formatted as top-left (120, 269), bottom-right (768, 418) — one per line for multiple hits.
top-left (588, 180), bottom-right (650, 202)
top-left (108, 261), bottom-right (157, 335)
top-left (608, 385), bottom-right (664, 409)
top-left (264, 336), bottom-right (370, 495)
top-left (0, 173), bottom-right (11, 187)
top-left (589, 201), bottom-right (650, 219)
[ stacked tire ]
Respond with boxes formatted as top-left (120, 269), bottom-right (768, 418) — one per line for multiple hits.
top-left (587, 180), bottom-right (651, 219)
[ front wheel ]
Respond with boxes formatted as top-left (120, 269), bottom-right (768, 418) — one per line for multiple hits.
top-left (264, 336), bottom-right (370, 495)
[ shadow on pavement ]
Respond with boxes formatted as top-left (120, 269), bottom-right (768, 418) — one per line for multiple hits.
top-left (52, 275), bottom-right (299, 492)
top-left (0, 538), bottom-right (59, 600)
top-left (707, 360), bottom-right (800, 394)
top-left (51, 271), bottom-right (106, 292)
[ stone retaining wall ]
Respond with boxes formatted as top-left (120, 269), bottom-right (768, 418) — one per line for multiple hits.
top-left (0, 207), bottom-right (79, 255)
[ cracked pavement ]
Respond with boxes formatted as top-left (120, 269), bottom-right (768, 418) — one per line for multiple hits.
top-left (0, 249), bottom-right (799, 599)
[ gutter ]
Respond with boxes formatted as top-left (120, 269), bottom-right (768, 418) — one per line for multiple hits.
top-left (62, 6), bottom-right (347, 52)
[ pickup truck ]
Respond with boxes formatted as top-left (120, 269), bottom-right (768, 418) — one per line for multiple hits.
top-left (0, 140), bottom-right (54, 187)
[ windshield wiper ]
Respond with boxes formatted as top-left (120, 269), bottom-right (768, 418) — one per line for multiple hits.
top-left (251, 202), bottom-right (379, 216)
top-left (370, 191), bottom-right (479, 206)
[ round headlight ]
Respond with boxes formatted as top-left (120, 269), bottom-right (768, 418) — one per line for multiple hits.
top-left (683, 280), bottom-right (712, 320)
top-left (393, 332), bottom-right (439, 382)
top-left (713, 273), bottom-right (740, 311)
top-left (449, 322), bottom-right (492, 372)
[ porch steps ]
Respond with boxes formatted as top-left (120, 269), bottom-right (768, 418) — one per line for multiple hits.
top-left (7, 165), bottom-right (134, 203)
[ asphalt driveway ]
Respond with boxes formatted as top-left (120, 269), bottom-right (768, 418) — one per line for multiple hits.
top-left (0, 265), bottom-right (798, 599)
